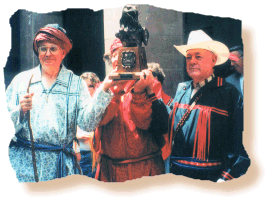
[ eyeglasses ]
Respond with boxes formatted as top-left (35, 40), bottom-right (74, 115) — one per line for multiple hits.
top-left (38, 46), bottom-right (61, 55)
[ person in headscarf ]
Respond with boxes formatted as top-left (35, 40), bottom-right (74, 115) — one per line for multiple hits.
top-left (6, 24), bottom-right (120, 182)
top-left (92, 38), bottom-right (168, 182)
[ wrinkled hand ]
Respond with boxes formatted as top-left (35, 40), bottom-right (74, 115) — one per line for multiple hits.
top-left (133, 69), bottom-right (154, 94)
top-left (101, 70), bottom-right (130, 93)
top-left (101, 76), bottom-right (118, 92)
top-left (20, 93), bottom-right (34, 115)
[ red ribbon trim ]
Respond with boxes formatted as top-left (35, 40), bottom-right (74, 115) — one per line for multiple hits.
top-left (176, 160), bottom-right (222, 167)
top-left (149, 96), bottom-right (157, 102)
top-left (177, 104), bottom-right (228, 116)
top-left (222, 171), bottom-right (234, 180)
top-left (174, 103), bottom-right (228, 161)
top-left (217, 77), bottom-right (223, 87)
top-left (193, 106), bottom-right (211, 160)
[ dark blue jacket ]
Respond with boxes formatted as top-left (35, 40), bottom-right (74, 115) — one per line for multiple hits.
top-left (167, 76), bottom-right (250, 182)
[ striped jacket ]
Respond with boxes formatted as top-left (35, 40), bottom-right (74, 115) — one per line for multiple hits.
top-left (6, 65), bottom-right (113, 182)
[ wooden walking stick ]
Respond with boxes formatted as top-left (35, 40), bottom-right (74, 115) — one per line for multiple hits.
top-left (27, 74), bottom-right (39, 182)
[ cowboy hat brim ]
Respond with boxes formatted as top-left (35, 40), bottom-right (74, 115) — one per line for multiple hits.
top-left (174, 40), bottom-right (230, 66)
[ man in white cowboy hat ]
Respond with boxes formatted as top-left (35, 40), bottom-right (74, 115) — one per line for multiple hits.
top-left (167, 30), bottom-right (250, 182)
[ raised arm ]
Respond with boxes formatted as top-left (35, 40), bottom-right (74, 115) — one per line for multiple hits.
top-left (129, 70), bottom-right (155, 130)
top-left (76, 77), bottom-right (114, 132)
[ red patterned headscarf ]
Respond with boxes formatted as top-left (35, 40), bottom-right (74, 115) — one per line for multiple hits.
top-left (110, 38), bottom-right (123, 55)
top-left (33, 24), bottom-right (72, 56)
top-left (229, 53), bottom-right (239, 62)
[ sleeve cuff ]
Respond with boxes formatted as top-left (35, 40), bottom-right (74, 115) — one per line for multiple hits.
top-left (131, 88), bottom-right (146, 95)
top-left (131, 88), bottom-right (148, 103)
top-left (220, 171), bottom-right (234, 181)
top-left (95, 87), bottom-right (114, 103)
top-left (147, 93), bottom-right (158, 102)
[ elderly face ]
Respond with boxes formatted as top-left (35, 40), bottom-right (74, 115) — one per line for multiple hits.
top-left (186, 49), bottom-right (217, 83)
top-left (38, 42), bottom-right (66, 71)
top-left (230, 51), bottom-right (243, 74)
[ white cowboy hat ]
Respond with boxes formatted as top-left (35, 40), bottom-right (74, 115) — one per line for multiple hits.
top-left (174, 30), bottom-right (230, 66)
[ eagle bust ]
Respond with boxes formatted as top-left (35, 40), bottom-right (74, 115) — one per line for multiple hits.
top-left (115, 4), bottom-right (149, 47)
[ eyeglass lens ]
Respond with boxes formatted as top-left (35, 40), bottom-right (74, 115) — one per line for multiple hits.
top-left (39, 46), bottom-right (59, 54)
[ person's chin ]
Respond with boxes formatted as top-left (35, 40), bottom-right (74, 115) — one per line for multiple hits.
top-left (43, 60), bottom-right (57, 67)
top-left (44, 60), bottom-right (55, 64)
top-left (188, 70), bottom-right (201, 79)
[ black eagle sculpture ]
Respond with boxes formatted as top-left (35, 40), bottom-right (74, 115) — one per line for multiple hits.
top-left (115, 5), bottom-right (149, 47)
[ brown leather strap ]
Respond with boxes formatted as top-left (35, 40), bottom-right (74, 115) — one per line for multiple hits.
top-left (27, 74), bottom-right (39, 182)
